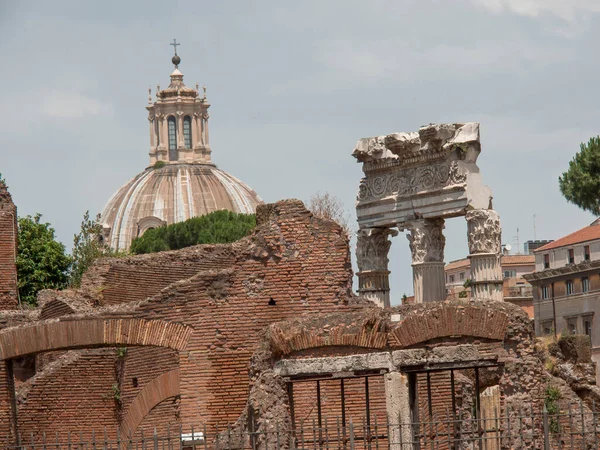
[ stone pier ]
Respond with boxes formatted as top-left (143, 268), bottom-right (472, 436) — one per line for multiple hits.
top-left (407, 219), bottom-right (446, 303)
top-left (466, 209), bottom-right (503, 301)
top-left (356, 228), bottom-right (397, 308)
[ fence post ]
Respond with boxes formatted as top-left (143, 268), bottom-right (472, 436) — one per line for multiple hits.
top-left (349, 419), bottom-right (355, 450)
top-left (542, 404), bottom-right (550, 450)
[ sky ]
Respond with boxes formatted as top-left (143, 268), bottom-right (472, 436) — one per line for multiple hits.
top-left (1, 0), bottom-right (599, 304)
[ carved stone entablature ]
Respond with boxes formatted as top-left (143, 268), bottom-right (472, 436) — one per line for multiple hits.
top-left (353, 122), bottom-right (480, 170)
top-left (357, 161), bottom-right (466, 203)
top-left (356, 228), bottom-right (398, 272)
top-left (354, 123), bottom-right (492, 230)
top-left (405, 219), bottom-right (445, 264)
top-left (466, 209), bottom-right (501, 255)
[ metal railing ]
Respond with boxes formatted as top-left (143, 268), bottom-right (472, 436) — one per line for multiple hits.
top-left (7, 401), bottom-right (600, 449)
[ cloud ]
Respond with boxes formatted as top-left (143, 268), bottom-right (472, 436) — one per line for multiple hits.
top-left (267, 37), bottom-right (572, 95)
top-left (470, 0), bottom-right (600, 23)
top-left (40, 90), bottom-right (112, 119)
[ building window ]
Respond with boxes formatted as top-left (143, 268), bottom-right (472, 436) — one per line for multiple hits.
top-left (168, 116), bottom-right (177, 160)
top-left (568, 320), bottom-right (577, 334)
top-left (183, 116), bottom-right (192, 148)
top-left (568, 249), bottom-right (575, 264)
top-left (541, 321), bottom-right (553, 335)
top-left (582, 277), bottom-right (590, 293)
top-left (459, 272), bottom-right (465, 281)
top-left (449, 275), bottom-right (455, 283)
top-left (566, 280), bottom-right (574, 295)
top-left (544, 254), bottom-right (550, 269)
top-left (584, 317), bottom-right (593, 339)
top-left (541, 285), bottom-right (549, 300)
top-left (504, 269), bottom-right (517, 278)
top-left (585, 245), bottom-right (591, 261)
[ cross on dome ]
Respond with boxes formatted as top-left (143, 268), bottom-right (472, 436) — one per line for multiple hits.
top-left (170, 39), bottom-right (181, 68)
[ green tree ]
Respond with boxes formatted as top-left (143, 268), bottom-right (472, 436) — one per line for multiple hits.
top-left (16, 214), bottom-right (71, 306)
top-left (130, 210), bottom-right (256, 255)
top-left (559, 136), bottom-right (600, 215)
top-left (69, 211), bottom-right (117, 287)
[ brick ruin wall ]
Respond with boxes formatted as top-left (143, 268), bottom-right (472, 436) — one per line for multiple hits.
top-left (0, 182), bottom-right (18, 310)
top-left (17, 349), bottom-right (120, 440)
top-left (79, 244), bottom-right (239, 306)
top-left (122, 200), bottom-right (355, 431)
top-left (226, 300), bottom-right (600, 450)
top-left (5, 199), bottom-right (356, 440)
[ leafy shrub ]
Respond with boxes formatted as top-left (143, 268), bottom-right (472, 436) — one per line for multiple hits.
top-left (130, 210), bottom-right (256, 254)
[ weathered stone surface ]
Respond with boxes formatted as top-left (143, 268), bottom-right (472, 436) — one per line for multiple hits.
top-left (466, 209), bottom-right (502, 255)
top-left (353, 122), bottom-right (501, 304)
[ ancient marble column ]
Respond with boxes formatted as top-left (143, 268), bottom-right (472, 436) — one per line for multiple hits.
top-left (407, 219), bottom-right (446, 303)
top-left (356, 227), bottom-right (397, 308)
top-left (466, 209), bottom-right (503, 301)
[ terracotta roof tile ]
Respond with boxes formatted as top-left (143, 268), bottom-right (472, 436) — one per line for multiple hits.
top-left (502, 255), bottom-right (535, 265)
top-left (535, 222), bottom-right (600, 252)
top-left (445, 254), bottom-right (534, 271)
top-left (445, 259), bottom-right (469, 271)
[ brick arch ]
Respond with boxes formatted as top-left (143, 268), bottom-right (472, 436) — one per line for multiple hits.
top-left (0, 318), bottom-right (192, 360)
top-left (120, 369), bottom-right (180, 438)
top-left (389, 304), bottom-right (509, 348)
top-left (269, 317), bottom-right (388, 356)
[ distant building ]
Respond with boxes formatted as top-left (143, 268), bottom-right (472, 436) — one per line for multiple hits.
top-left (524, 240), bottom-right (553, 255)
top-left (445, 254), bottom-right (535, 317)
top-left (524, 219), bottom-right (600, 381)
top-left (100, 49), bottom-right (262, 252)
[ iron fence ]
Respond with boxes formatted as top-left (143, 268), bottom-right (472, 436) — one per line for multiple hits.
top-left (7, 401), bottom-right (600, 449)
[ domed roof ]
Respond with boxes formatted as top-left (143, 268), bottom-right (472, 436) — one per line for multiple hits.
top-left (101, 164), bottom-right (262, 251)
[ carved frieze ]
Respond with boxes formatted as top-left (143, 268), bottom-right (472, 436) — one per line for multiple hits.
top-left (406, 219), bottom-right (445, 264)
top-left (353, 123), bottom-right (480, 164)
top-left (357, 161), bottom-right (466, 202)
top-left (466, 209), bottom-right (501, 255)
top-left (356, 228), bottom-right (398, 272)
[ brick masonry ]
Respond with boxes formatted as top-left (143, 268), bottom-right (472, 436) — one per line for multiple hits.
top-left (0, 182), bottom-right (18, 310)
top-left (0, 199), bottom-right (355, 441)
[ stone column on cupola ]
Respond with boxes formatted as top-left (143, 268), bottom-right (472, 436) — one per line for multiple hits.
top-left (466, 209), bottom-right (503, 301)
top-left (406, 218), bottom-right (446, 303)
top-left (356, 227), bottom-right (397, 308)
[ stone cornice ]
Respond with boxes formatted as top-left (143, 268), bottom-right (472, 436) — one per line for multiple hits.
top-left (523, 259), bottom-right (600, 283)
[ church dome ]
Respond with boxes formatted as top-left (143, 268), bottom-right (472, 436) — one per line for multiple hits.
top-left (101, 163), bottom-right (262, 251)
top-left (100, 43), bottom-right (263, 251)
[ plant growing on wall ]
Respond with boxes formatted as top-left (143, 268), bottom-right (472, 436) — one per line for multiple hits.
top-left (16, 214), bottom-right (71, 306)
top-left (545, 384), bottom-right (562, 433)
top-left (308, 191), bottom-right (352, 237)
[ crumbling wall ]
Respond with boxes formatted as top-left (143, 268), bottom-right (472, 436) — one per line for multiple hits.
top-left (0, 182), bottom-right (18, 310)
top-left (230, 300), bottom-right (591, 450)
top-left (2, 199), bottom-right (354, 440)
top-left (79, 245), bottom-right (238, 306)
top-left (117, 199), bottom-right (354, 429)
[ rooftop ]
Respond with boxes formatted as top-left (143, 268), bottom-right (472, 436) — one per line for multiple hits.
top-left (445, 254), bottom-right (535, 271)
top-left (535, 219), bottom-right (600, 252)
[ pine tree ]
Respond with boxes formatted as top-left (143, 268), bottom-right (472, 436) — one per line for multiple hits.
top-left (559, 136), bottom-right (600, 215)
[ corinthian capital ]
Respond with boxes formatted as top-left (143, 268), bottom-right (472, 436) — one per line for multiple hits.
top-left (466, 209), bottom-right (501, 254)
top-left (406, 218), bottom-right (445, 264)
top-left (356, 227), bottom-right (397, 272)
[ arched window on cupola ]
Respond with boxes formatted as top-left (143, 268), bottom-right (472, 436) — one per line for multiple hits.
top-left (168, 116), bottom-right (177, 161)
top-left (183, 116), bottom-right (192, 149)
